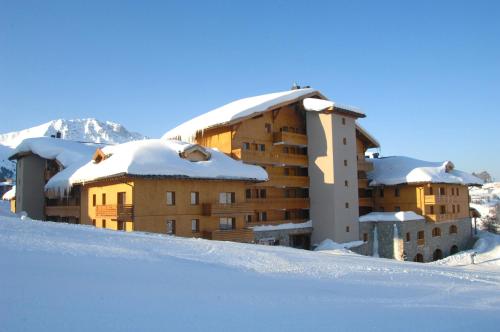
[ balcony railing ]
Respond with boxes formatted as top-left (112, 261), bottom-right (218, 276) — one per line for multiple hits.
top-left (358, 178), bottom-right (369, 188)
top-left (246, 197), bottom-right (310, 210)
top-left (424, 195), bottom-right (462, 205)
top-left (358, 197), bottom-right (373, 207)
top-left (231, 149), bottom-right (308, 167)
top-left (266, 175), bottom-right (309, 188)
top-left (417, 238), bottom-right (425, 246)
top-left (357, 160), bottom-right (374, 172)
top-left (210, 228), bottom-right (254, 243)
top-left (202, 203), bottom-right (253, 216)
top-left (426, 213), bottom-right (457, 222)
top-left (45, 205), bottom-right (80, 218)
top-left (95, 204), bottom-right (134, 221)
top-left (273, 131), bottom-right (307, 147)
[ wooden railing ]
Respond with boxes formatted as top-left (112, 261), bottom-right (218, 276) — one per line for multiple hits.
top-left (45, 205), bottom-right (80, 218)
top-left (273, 131), bottom-right (308, 146)
top-left (231, 149), bottom-right (308, 167)
top-left (358, 197), bottom-right (373, 207)
top-left (357, 160), bottom-right (374, 172)
top-left (426, 213), bottom-right (456, 222)
top-left (202, 203), bottom-right (253, 216)
top-left (417, 238), bottom-right (425, 246)
top-left (211, 228), bottom-right (254, 243)
top-left (424, 195), bottom-right (463, 205)
top-left (96, 204), bottom-right (134, 221)
top-left (246, 197), bottom-right (309, 210)
top-left (247, 219), bottom-right (309, 227)
top-left (266, 175), bottom-right (309, 188)
top-left (358, 178), bottom-right (369, 188)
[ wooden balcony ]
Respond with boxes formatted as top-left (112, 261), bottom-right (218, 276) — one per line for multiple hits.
top-left (357, 160), bottom-right (374, 172)
top-left (246, 197), bottom-right (310, 210)
top-left (266, 175), bottom-right (309, 188)
top-left (358, 178), bottom-right (369, 188)
top-left (202, 203), bottom-right (253, 216)
top-left (247, 219), bottom-right (309, 227)
top-left (359, 197), bottom-right (373, 207)
top-left (95, 204), bottom-right (134, 221)
top-left (210, 228), bottom-right (254, 243)
top-left (426, 213), bottom-right (456, 222)
top-left (424, 195), bottom-right (461, 205)
top-left (232, 149), bottom-right (308, 167)
top-left (45, 205), bottom-right (80, 218)
top-left (273, 131), bottom-right (308, 147)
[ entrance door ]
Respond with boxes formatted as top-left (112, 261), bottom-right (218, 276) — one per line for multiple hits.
top-left (289, 234), bottom-right (311, 250)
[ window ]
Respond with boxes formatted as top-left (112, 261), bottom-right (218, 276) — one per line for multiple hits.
top-left (285, 210), bottom-right (291, 220)
top-left (117, 221), bottom-right (125, 231)
top-left (265, 123), bottom-right (271, 133)
top-left (363, 233), bottom-right (368, 242)
top-left (219, 192), bottom-right (235, 204)
top-left (429, 205), bottom-right (435, 214)
top-left (259, 189), bottom-right (267, 198)
top-left (92, 219), bottom-right (96, 227)
top-left (345, 202), bottom-right (349, 208)
top-left (166, 220), bottom-right (176, 235)
top-left (439, 187), bottom-right (446, 195)
top-left (440, 205), bottom-right (446, 214)
top-left (166, 191), bottom-right (175, 205)
top-left (117, 192), bottom-right (126, 205)
top-left (258, 144), bottom-right (265, 152)
top-left (245, 214), bottom-right (252, 223)
top-left (102, 193), bottom-right (106, 205)
top-left (452, 205), bottom-right (456, 213)
top-left (346, 226), bottom-right (350, 232)
top-left (456, 188), bottom-right (460, 196)
top-left (245, 189), bottom-right (251, 199)
top-left (344, 159), bottom-right (348, 166)
top-left (190, 192), bottom-right (199, 205)
top-left (343, 137), bottom-right (347, 145)
top-left (242, 142), bottom-right (250, 150)
top-left (102, 219), bottom-right (106, 229)
top-left (344, 180), bottom-right (348, 187)
top-left (92, 194), bottom-right (96, 207)
top-left (395, 187), bottom-right (400, 197)
top-left (451, 188), bottom-right (455, 195)
top-left (219, 217), bottom-right (235, 230)
top-left (395, 206), bottom-right (401, 212)
top-left (457, 204), bottom-right (460, 213)
top-left (417, 230), bottom-right (425, 240)
top-left (432, 227), bottom-right (441, 237)
top-left (380, 189), bottom-right (384, 197)
top-left (429, 187), bottom-right (434, 195)
top-left (449, 225), bottom-right (458, 234)
top-left (257, 211), bottom-right (267, 222)
top-left (191, 219), bottom-right (199, 232)
top-left (405, 232), bottom-right (411, 242)
top-left (342, 117), bottom-right (346, 125)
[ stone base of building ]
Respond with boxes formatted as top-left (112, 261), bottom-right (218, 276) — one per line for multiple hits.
top-left (253, 227), bottom-right (313, 249)
top-left (355, 218), bottom-right (473, 263)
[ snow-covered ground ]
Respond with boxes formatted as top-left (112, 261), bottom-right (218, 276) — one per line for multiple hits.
top-left (1, 208), bottom-right (500, 331)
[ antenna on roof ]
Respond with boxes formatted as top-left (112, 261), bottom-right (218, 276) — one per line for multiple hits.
top-left (291, 82), bottom-right (300, 90)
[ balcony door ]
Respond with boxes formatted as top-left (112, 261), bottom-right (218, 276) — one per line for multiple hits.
top-left (117, 192), bottom-right (126, 206)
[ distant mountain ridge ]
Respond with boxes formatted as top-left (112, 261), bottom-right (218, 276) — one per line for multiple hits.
top-left (0, 118), bottom-right (147, 180)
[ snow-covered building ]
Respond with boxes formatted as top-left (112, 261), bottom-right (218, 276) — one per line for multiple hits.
top-left (44, 139), bottom-right (267, 241)
top-left (357, 156), bottom-right (483, 262)
top-left (2, 185), bottom-right (16, 213)
top-left (163, 86), bottom-right (378, 248)
top-left (8, 137), bottom-right (100, 221)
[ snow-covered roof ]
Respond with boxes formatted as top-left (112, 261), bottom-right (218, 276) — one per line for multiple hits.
top-left (45, 139), bottom-right (268, 196)
top-left (367, 156), bottom-right (483, 186)
top-left (162, 88), bottom-right (326, 142)
top-left (359, 211), bottom-right (425, 223)
top-left (302, 98), bottom-right (365, 117)
top-left (2, 186), bottom-right (15, 200)
top-left (9, 137), bottom-right (100, 168)
top-left (251, 220), bottom-right (312, 232)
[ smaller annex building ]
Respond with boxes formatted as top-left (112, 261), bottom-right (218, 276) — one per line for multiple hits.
top-left (45, 139), bottom-right (268, 242)
top-left (356, 156), bottom-right (482, 262)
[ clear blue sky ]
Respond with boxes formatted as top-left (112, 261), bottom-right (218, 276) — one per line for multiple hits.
top-left (1, 0), bottom-right (499, 179)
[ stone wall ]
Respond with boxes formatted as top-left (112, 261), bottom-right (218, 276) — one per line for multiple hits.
top-left (253, 227), bottom-right (313, 247)
top-left (356, 218), bottom-right (473, 262)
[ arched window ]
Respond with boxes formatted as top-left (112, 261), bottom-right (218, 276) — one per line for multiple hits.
top-left (432, 227), bottom-right (441, 237)
top-left (449, 225), bottom-right (458, 234)
top-left (450, 245), bottom-right (459, 255)
top-left (414, 253), bottom-right (424, 263)
top-left (433, 249), bottom-right (443, 261)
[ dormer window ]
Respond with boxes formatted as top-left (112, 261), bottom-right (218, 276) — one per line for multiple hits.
top-left (179, 144), bottom-right (211, 162)
top-left (92, 149), bottom-right (109, 164)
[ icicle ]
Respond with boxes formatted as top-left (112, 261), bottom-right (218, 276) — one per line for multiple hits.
top-left (372, 224), bottom-right (379, 258)
top-left (393, 224), bottom-right (401, 261)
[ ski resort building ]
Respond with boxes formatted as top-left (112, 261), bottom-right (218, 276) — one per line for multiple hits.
top-left (43, 139), bottom-right (267, 242)
top-left (163, 87), bottom-right (378, 247)
top-left (357, 156), bottom-right (482, 262)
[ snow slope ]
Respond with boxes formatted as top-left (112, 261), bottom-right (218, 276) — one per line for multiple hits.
top-left (1, 216), bottom-right (500, 331)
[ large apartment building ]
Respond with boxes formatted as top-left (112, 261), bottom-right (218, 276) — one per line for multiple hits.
top-left (163, 87), bottom-right (376, 246)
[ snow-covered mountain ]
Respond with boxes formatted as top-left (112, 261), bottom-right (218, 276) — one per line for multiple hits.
top-left (0, 119), bottom-right (147, 179)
